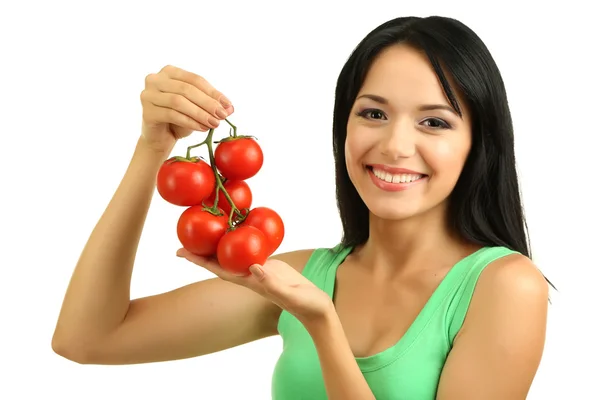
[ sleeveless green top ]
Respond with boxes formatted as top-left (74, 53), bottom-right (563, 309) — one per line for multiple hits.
top-left (271, 244), bottom-right (517, 399)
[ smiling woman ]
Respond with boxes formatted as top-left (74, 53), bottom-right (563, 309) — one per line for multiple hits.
top-left (52, 15), bottom-right (550, 400)
top-left (345, 45), bottom-right (473, 222)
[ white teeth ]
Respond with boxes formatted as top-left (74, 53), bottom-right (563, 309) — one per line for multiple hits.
top-left (372, 168), bottom-right (423, 184)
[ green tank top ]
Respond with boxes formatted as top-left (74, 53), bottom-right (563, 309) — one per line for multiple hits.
top-left (271, 244), bottom-right (517, 399)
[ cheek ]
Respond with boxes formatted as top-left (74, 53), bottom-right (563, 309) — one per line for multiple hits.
top-left (425, 137), bottom-right (471, 179)
top-left (344, 129), bottom-right (368, 170)
top-left (345, 133), bottom-right (371, 189)
top-left (344, 137), bottom-right (359, 184)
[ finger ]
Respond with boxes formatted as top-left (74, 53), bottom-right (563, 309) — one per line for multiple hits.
top-left (249, 265), bottom-right (266, 282)
top-left (156, 105), bottom-right (210, 133)
top-left (172, 125), bottom-right (202, 140)
top-left (142, 89), bottom-right (217, 129)
top-left (176, 248), bottom-right (245, 281)
top-left (160, 65), bottom-right (232, 108)
top-left (249, 264), bottom-right (282, 296)
top-left (154, 76), bottom-right (229, 122)
top-left (142, 101), bottom-right (207, 133)
top-left (248, 263), bottom-right (296, 298)
top-left (176, 248), bottom-right (220, 271)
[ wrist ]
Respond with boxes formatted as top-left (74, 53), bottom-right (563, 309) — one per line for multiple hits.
top-left (303, 301), bottom-right (338, 338)
top-left (136, 135), bottom-right (174, 161)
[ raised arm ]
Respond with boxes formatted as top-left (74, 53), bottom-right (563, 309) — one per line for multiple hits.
top-left (51, 65), bottom-right (309, 365)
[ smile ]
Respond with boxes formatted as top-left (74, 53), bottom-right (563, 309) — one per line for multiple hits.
top-left (366, 165), bottom-right (428, 192)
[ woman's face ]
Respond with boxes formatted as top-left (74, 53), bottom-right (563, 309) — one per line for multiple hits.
top-left (345, 44), bottom-right (473, 222)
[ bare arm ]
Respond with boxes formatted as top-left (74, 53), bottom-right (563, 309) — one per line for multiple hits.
top-left (52, 137), bottom-right (172, 358)
top-left (71, 253), bottom-right (310, 365)
top-left (436, 254), bottom-right (549, 399)
top-left (292, 254), bottom-right (548, 400)
top-left (305, 309), bottom-right (376, 400)
top-left (51, 134), bottom-right (313, 364)
top-left (52, 64), bottom-right (314, 365)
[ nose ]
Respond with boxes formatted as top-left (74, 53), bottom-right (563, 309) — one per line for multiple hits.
top-left (379, 120), bottom-right (416, 159)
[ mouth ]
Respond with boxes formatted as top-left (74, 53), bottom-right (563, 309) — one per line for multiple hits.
top-left (366, 165), bottom-right (428, 191)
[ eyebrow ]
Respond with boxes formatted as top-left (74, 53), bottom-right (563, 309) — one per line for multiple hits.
top-left (356, 94), bottom-right (460, 117)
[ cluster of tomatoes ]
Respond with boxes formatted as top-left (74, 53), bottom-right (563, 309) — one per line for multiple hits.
top-left (156, 130), bottom-right (284, 275)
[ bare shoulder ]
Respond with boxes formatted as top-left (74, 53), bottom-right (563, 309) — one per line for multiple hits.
top-left (463, 252), bottom-right (549, 330)
top-left (269, 248), bottom-right (315, 273)
top-left (477, 253), bottom-right (550, 305)
top-left (437, 253), bottom-right (550, 398)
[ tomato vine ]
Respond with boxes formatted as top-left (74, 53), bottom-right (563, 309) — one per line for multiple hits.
top-left (157, 116), bottom-right (283, 268)
top-left (181, 119), bottom-right (248, 229)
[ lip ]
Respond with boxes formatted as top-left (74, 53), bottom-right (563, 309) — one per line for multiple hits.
top-left (366, 165), bottom-right (428, 192)
top-left (367, 164), bottom-right (427, 176)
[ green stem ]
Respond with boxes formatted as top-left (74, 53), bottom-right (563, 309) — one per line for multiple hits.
top-left (204, 128), bottom-right (242, 228)
top-left (182, 127), bottom-right (244, 228)
top-left (186, 141), bottom-right (205, 159)
top-left (224, 118), bottom-right (238, 138)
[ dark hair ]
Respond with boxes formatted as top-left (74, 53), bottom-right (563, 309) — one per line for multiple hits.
top-left (332, 16), bottom-right (554, 288)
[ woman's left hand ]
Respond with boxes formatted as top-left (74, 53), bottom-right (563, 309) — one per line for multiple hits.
top-left (176, 248), bottom-right (334, 326)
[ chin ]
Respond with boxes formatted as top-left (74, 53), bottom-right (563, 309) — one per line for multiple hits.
top-left (365, 197), bottom-right (426, 221)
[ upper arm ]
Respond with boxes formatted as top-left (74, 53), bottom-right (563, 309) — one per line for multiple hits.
top-left (436, 254), bottom-right (549, 400)
top-left (85, 249), bottom-right (314, 365)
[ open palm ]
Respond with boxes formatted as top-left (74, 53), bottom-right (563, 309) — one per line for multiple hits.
top-left (176, 248), bottom-right (333, 324)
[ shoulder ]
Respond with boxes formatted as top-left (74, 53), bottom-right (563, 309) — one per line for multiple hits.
top-left (478, 252), bottom-right (549, 305)
top-left (460, 251), bottom-right (549, 336)
top-left (438, 252), bottom-right (550, 397)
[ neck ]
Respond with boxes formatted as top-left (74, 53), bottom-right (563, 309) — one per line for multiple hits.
top-left (355, 204), bottom-right (476, 275)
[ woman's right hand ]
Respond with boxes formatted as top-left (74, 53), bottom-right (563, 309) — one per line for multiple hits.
top-left (139, 65), bottom-right (234, 154)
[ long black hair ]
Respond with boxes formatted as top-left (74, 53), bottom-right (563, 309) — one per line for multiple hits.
top-left (332, 16), bottom-right (554, 287)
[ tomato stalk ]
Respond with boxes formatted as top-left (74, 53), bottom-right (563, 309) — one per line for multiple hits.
top-left (224, 118), bottom-right (238, 138)
top-left (162, 141), bottom-right (211, 165)
top-left (185, 142), bottom-right (205, 159)
top-left (185, 127), bottom-right (247, 229)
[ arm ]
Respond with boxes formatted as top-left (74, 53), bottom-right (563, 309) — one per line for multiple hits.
top-left (305, 309), bottom-right (376, 400)
top-left (436, 254), bottom-right (549, 399)
top-left (182, 252), bottom-right (377, 399)
top-left (300, 253), bottom-right (548, 400)
top-left (52, 136), bottom-right (174, 360)
top-left (51, 135), bottom-right (311, 364)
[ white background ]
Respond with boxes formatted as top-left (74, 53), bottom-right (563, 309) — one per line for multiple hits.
top-left (1, 0), bottom-right (598, 399)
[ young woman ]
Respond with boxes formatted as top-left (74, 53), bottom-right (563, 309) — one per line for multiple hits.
top-left (52, 16), bottom-right (550, 399)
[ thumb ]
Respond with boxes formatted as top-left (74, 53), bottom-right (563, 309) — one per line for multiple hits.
top-left (249, 264), bottom-right (286, 298)
top-left (249, 264), bottom-right (266, 281)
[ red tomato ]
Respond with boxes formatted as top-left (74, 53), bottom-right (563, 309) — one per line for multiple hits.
top-left (241, 207), bottom-right (284, 256)
top-left (177, 206), bottom-right (229, 256)
top-left (205, 180), bottom-right (252, 215)
top-left (214, 137), bottom-right (263, 181)
top-left (157, 158), bottom-right (216, 206)
top-left (217, 226), bottom-right (268, 275)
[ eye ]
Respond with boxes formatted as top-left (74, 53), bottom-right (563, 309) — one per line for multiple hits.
top-left (356, 108), bottom-right (387, 120)
top-left (421, 117), bottom-right (451, 130)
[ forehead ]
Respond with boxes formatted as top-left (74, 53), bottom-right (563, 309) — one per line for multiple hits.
top-left (359, 44), bottom-right (451, 104)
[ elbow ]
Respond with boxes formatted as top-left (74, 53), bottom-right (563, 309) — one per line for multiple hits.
top-left (51, 333), bottom-right (95, 364)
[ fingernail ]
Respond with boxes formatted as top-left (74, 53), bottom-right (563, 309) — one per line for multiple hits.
top-left (250, 265), bottom-right (264, 279)
top-left (220, 96), bottom-right (232, 108)
top-left (216, 108), bottom-right (228, 119)
top-left (208, 117), bottom-right (220, 127)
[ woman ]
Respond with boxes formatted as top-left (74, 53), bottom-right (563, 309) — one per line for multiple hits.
top-left (52, 16), bottom-right (550, 399)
